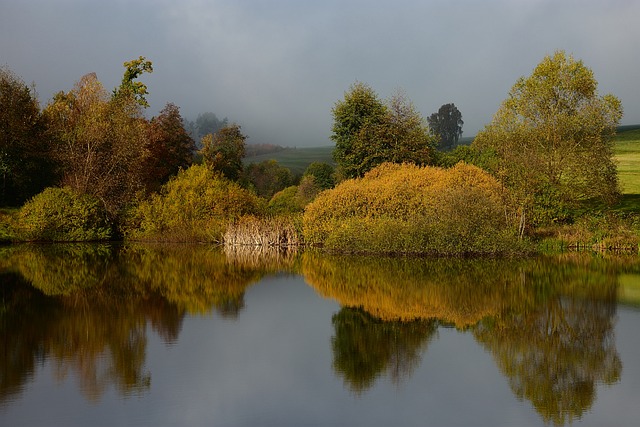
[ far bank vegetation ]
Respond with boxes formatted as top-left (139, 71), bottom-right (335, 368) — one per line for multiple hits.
top-left (2, 51), bottom-right (640, 255)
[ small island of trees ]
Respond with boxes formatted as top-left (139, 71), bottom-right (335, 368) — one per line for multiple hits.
top-left (1, 50), bottom-right (637, 255)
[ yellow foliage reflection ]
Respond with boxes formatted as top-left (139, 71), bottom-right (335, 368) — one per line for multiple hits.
top-left (0, 244), bottom-right (296, 404)
top-left (302, 252), bottom-right (515, 326)
top-left (302, 251), bottom-right (624, 425)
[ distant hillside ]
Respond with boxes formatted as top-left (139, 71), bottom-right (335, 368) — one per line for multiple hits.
top-left (244, 146), bottom-right (334, 175)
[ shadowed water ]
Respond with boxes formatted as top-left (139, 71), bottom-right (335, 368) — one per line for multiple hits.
top-left (1, 244), bottom-right (639, 426)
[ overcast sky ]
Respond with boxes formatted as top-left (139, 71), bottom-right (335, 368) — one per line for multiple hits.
top-left (2, 0), bottom-right (639, 147)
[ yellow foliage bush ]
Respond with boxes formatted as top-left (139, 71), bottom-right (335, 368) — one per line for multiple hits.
top-left (303, 162), bottom-right (522, 255)
top-left (125, 165), bottom-right (265, 242)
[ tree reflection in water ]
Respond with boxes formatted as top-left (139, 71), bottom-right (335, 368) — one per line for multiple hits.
top-left (303, 252), bottom-right (624, 425)
top-left (0, 243), bottom-right (292, 404)
top-left (0, 244), bottom-right (631, 425)
top-left (331, 307), bottom-right (437, 393)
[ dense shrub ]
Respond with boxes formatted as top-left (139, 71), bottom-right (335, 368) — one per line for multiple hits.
top-left (125, 164), bottom-right (264, 242)
top-left (267, 175), bottom-right (322, 215)
top-left (303, 162), bottom-right (524, 255)
top-left (16, 187), bottom-right (112, 241)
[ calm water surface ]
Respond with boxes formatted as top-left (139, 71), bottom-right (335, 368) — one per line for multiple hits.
top-left (1, 244), bottom-right (640, 426)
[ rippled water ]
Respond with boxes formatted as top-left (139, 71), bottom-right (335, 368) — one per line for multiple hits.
top-left (1, 244), bottom-right (639, 426)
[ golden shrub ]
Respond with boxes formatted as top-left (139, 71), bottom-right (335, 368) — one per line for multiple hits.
top-left (303, 162), bottom-right (521, 255)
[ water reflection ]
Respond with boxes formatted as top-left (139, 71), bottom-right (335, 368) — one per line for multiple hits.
top-left (0, 244), bottom-right (293, 404)
top-left (302, 252), bottom-right (624, 425)
top-left (332, 307), bottom-right (437, 393)
top-left (0, 245), bottom-right (636, 426)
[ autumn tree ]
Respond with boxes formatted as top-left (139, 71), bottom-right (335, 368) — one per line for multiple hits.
top-left (44, 71), bottom-right (149, 218)
top-left (473, 51), bottom-right (623, 232)
top-left (427, 103), bottom-right (464, 150)
top-left (331, 83), bottom-right (435, 179)
top-left (0, 67), bottom-right (56, 206)
top-left (200, 124), bottom-right (246, 181)
top-left (144, 103), bottom-right (196, 191)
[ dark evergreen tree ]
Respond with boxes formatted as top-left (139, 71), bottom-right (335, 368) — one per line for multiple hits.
top-left (427, 103), bottom-right (464, 150)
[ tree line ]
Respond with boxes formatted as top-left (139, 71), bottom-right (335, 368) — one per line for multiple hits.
top-left (1, 50), bottom-right (626, 251)
top-left (329, 50), bottom-right (622, 244)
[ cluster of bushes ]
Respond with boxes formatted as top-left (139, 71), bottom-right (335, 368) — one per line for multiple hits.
top-left (0, 161), bottom-right (530, 255)
top-left (303, 162), bottom-right (525, 255)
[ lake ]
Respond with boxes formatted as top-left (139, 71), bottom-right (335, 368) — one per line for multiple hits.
top-left (1, 243), bottom-right (639, 426)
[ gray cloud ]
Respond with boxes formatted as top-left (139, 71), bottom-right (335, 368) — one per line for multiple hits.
top-left (2, 0), bottom-right (639, 147)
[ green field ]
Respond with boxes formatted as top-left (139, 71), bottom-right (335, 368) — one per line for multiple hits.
top-left (244, 146), bottom-right (334, 175)
top-left (614, 129), bottom-right (640, 195)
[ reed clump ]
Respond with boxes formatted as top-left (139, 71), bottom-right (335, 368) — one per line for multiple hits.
top-left (223, 215), bottom-right (302, 247)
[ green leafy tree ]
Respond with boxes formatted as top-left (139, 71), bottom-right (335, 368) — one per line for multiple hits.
top-left (144, 103), bottom-right (196, 191)
top-left (331, 83), bottom-right (435, 179)
top-left (303, 162), bottom-right (335, 190)
top-left (200, 124), bottom-right (246, 181)
top-left (427, 103), bottom-right (464, 150)
top-left (473, 51), bottom-right (623, 232)
top-left (244, 159), bottom-right (294, 198)
top-left (113, 56), bottom-right (153, 108)
top-left (0, 67), bottom-right (56, 206)
top-left (16, 187), bottom-right (111, 241)
top-left (331, 82), bottom-right (387, 179)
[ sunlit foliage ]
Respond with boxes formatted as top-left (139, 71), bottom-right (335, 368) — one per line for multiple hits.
top-left (113, 56), bottom-right (153, 108)
top-left (125, 164), bottom-right (264, 242)
top-left (16, 187), bottom-right (111, 242)
top-left (44, 72), bottom-right (148, 218)
top-left (473, 51), bottom-right (623, 231)
top-left (303, 162), bottom-right (522, 255)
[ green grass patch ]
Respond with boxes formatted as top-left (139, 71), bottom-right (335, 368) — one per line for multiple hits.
top-left (245, 146), bottom-right (334, 175)
top-left (614, 129), bottom-right (640, 195)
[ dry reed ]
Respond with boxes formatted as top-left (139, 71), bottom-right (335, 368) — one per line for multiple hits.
top-left (223, 215), bottom-right (301, 247)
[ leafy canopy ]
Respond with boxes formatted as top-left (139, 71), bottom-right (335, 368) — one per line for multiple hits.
top-left (114, 56), bottom-right (153, 108)
top-left (200, 124), bottom-right (246, 181)
top-left (473, 50), bottom-right (623, 229)
top-left (331, 82), bottom-right (435, 179)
